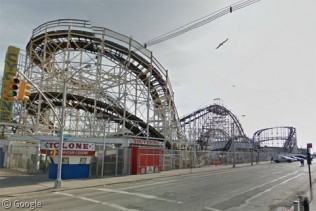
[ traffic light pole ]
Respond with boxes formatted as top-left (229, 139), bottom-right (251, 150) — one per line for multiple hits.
top-left (18, 71), bottom-right (64, 188)
top-left (20, 64), bottom-right (90, 188)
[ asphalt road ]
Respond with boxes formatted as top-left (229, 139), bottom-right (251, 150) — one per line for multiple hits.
top-left (1, 162), bottom-right (315, 211)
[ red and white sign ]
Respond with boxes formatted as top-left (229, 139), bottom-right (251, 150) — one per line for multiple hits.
top-left (41, 141), bottom-right (95, 156)
top-left (128, 139), bottom-right (163, 146)
top-left (41, 141), bottom-right (95, 151)
top-left (307, 143), bottom-right (313, 148)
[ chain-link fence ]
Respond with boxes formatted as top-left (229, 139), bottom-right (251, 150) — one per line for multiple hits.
top-left (162, 150), bottom-right (279, 171)
top-left (6, 143), bottom-right (279, 176)
top-left (6, 142), bottom-right (47, 174)
top-left (90, 146), bottom-right (131, 178)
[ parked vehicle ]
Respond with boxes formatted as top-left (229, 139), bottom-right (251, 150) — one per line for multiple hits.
top-left (290, 156), bottom-right (299, 161)
top-left (274, 156), bottom-right (294, 163)
top-left (295, 155), bottom-right (307, 160)
top-left (289, 156), bottom-right (304, 162)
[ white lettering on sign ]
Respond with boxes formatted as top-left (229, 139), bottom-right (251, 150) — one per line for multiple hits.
top-left (41, 141), bottom-right (95, 151)
top-left (128, 139), bottom-right (163, 146)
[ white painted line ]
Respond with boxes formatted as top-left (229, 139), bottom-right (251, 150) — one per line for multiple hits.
top-left (119, 180), bottom-right (177, 190)
top-left (97, 188), bottom-right (182, 204)
top-left (245, 173), bottom-right (303, 203)
top-left (55, 192), bottom-right (74, 197)
top-left (78, 196), bottom-right (101, 203)
top-left (235, 171), bottom-right (298, 196)
top-left (209, 171), bottom-right (302, 209)
top-left (54, 192), bottom-right (138, 211)
top-left (204, 206), bottom-right (223, 211)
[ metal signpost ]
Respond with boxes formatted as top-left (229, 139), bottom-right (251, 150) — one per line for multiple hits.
top-left (307, 143), bottom-right (313, 201)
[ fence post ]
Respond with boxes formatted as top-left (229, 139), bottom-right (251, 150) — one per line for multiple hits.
top-left (162, 149), bottom-right (164, 171)
top-left (115, 149), bottom-right (118, 176)
top-left (96, 147), bottom-right (99, 177)
top-left (35, 143), bottom-right (41, 173)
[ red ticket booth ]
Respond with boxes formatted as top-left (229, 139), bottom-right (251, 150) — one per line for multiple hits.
top-left (130, 139), bottom-right (163, 175)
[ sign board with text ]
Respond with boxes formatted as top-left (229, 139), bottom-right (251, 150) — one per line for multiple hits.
top-left (128, 139), bottom-right (164, 147)
top-left (40, 141), bottom-right (95, 156)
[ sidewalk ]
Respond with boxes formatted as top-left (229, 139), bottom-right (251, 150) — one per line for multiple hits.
top-left (290, 185), bottom-right (316, 211)
top-left (289, 167), bottom-right (316, 211)
top-left (311, 189), bottom-right (315, 211)
top-left (305, 185), bottom-right (315, 211)
top-left (0, 162), bottom-right (255, 197)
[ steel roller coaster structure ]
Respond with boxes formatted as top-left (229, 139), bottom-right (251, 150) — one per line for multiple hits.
top-left (180, 100), bottom-right (248, 151)
top-left (5, 19), bottom-right (297, 152)
top-left (253, 127), bottom-right (297, 153)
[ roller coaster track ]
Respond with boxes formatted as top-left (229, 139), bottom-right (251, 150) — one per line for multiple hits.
top-left (28, 92), bottom-right (164, 138)
top-left (28, 25), bottom-right (172, 109)
top-left (16, 19), bottom-right (180, 141)
top-left (180, 104), bottom-right (248, 151)
top-left (253, 126), bottom-right (297, 153)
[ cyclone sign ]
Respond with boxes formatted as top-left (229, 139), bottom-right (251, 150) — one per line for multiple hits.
top-left (40, 141), bottom-right (95, 156)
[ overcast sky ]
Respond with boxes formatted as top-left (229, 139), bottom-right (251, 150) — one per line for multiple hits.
top-left (1, 0), bottom-right (315, 149)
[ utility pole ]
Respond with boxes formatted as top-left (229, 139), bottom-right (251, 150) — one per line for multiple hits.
top-left (232, 123), bottom-right (236, 168)
top-left (251, 135), bottom-right (255, 165)
top-left (54, 69), bottom-right (67, 188)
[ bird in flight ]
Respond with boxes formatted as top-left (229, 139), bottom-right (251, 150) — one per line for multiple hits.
top-left (216, 38), bottom-right (229, 49)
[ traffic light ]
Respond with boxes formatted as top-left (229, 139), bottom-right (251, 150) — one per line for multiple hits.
top-left (49, 148), bottom-right (57, 157)
top-left (307, 143), bottom-right (313, 165)
top-left (53, 148), bottom-right (57, 156)
top-left (17, 80), bottom-right (32, 101)
top-left (307, 152), bottom-right (312, 165)
top-left (3, 77), bottom-right (20, 101)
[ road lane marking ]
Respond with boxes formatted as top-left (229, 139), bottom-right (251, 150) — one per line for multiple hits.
top-left (204, 207), bottom-right (223, 211)
top-left (118, 180), bottom-right (177, 190)
top-left (54, 192), bottom-right (138, 211)
top-left (208, 171), bottom-right (301, 210)
top-left (97, 188), bottom-right (182, 204)
top-left (79, 196), bottom-right (100, 203)
top-left (233, 171), bottom-right (298, 196)
top-left (245, 173), bottom-right (303, 203)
